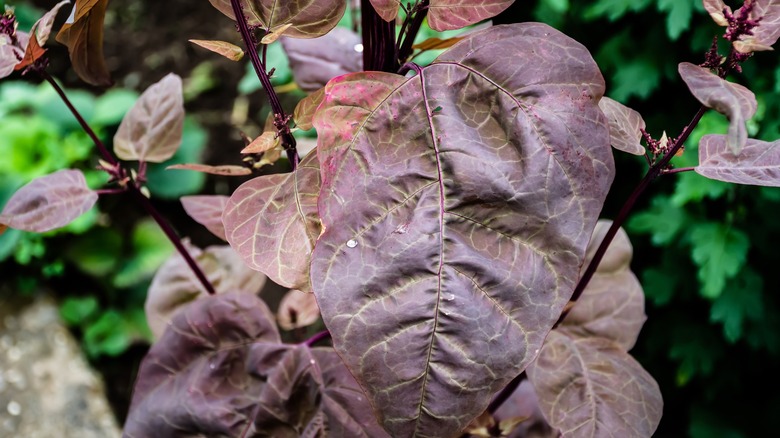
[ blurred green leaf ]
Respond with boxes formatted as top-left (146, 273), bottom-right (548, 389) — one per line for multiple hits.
top-left (60, 296), bottom-right (100, 326)
top-left (113, 220), bottom-right (174, 288)
top-left (84, 310), bottom-right (131, 357)
top-left (671, 173), bottom-right (730, 206)
top-left (668, 321), bottom-right (724, 385)
top-left (145, 117), bottom-right (207, 199)
top-left (238, 43), bottom-right (292, 94)
top-left (657, 0), bottom-right (694, 40)
top-left (628, 195), bottom-right (689, 245)
top-left (690, 223), bottom-right (749, 299)
top-left (689, 406), bottom-right (746, 438)
top-left (91, 89), bottom-right (140, 126)
top-left (583, 0), bottom-right (652, 21)
top-left (710, 269), bottom-right (763, 343)
top-left (65, 228), bottom-right (122, 277)
top-left (609, 58), bottom-right (661, 102)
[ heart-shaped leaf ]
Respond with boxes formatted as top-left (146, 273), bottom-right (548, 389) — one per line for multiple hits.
top-left (224, 152), bottom-right (322, 292)
top-left (55, 0), bottom-right (113, 87)
top-left (208, 0), bottom-right (346, 39)
top-left (145, 243), bottom-right (266, 339)
top-left (310, 23), bottom-right (614, 437)
top-left (562, 220), bottom-right (646, 351)
top-left (277, 289), bottom-right (321, 330)
top-left (0, 169), bottom-right (97, 233)
top-left (369, 0), bottom-right (401, 22)
top-left (427, 0), bottom-right (515, 31)
top-left (598, 96), bottom-right (646, 156)
top-left (167, 163), bottom-right (252, 176)
top-left (281, 27), bottom-right (363, 92)
top-left (126, 292), bottom-right (386, 437)
top-left (678, 62), bottom-right (757, 154)
top-left (526, 331), bottom-right (662, 438)
top-left (189, 39), bottom-right (244, 61)
top-left (696, 134), bottom-right (780, 187)
top-left (114, 73), bottom-right (185, 163)
top-left (181, 195), bottom-right (230, 240)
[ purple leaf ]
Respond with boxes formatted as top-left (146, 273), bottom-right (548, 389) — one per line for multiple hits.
top-left (369, 0), bottom-right (401, 21)
top-left (181, 195), bottom-right (230, 240)
top-left (281, 27), bottom-right (363, 92)
top-left (734, 0), bottom-right (780, 53)
top-left (562, 220), bottom-right (646, 351)
top-left (310, 23), bottom-right (614, 437)
top-left (189, 39), bottom-right (244, 61)
top-left (145, 243), bottom-right (266, 339)
top-left (0, 33), bottom-right (26, 79)
top-left (126, 292), bottom-right (386, 437)
top-left (167, 163), bottom-right (252, 176)
top-left (703, 0), bottom-right (731, 26)
top-left (208, 0), bottom-right (346, 38)
top-left (224, 152), bottom-right (322, 292)
top-left (294, 87), bottom-right (326, 131)
top-left (114, 73), bottom-right (184, 163)
top-left (526, 331), bottom-right (662, 438)
top-left (428, 0), bottom-right (515, 31)
top-left (277, 289), bottom-right (321, 330)
top-left (0, 169), bottom-right (97, 233)
top-left (696, 134), bottom-right (780, 187)
top-left (678, 62), bottom-right (757, 154)
top-left (598, 96), bottom-right (646, 156)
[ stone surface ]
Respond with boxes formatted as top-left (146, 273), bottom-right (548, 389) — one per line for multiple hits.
top-left (0, 295), bottom-right (120, 438)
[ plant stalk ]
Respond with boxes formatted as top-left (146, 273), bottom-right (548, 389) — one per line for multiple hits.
top-left (397, 0), bottom-right (429, 64)
top-left (361, 0), bottom-right (398, 72)
top-left (304, 330), bottom-right (332, 347)
top-left (229, 0), bottom-right (298, 167)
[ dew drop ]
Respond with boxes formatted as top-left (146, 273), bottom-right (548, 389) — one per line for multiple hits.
top-left (209, 362), bottom-right (217, 370)
top-left (445, 293), bottom-right (455, 301)
top-left (442, 310), bottom-right (450, 316)
top-left (354, 43), bottom-right (364, 53)
top-left (6, 401), bottom-right (20, 416)
top-left (346, 239), bottom-right (358, 248)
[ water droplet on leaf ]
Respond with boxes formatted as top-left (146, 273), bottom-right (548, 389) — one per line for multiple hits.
top-left (346, 239), bottom-right (358, 248)
top-left (6, 401), bottom-right (20, 416)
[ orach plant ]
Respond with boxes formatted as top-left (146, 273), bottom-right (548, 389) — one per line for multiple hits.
top-left (1, 0), bottom-right (779, 436)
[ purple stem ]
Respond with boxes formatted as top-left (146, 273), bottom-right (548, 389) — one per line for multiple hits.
top-left (397, 0), bottom-right (429, 64)
top-left (664, 166), bottom-right (696, 175)
top-left (228, 0), bottom-right (298, 168)
top-left (488, 372), bottom-right (526, 414)
top-left (303, 330), bottom-right (332, 347)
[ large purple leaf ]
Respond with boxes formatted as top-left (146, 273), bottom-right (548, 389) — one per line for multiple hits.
top-left (0, 169), bottom-right (97, 233)
top-left (310, 23), bottom-right (614, 437)
top-left (734, 0), bottom-right (780, 52)
top-left (125, 292), bottom-right (385, 437)
top-left (114, 73), bottom-right (184, 163)
top-left (678, 62), bottom-right (757, 154)
top-left (224, 152), bottom-right (321, 292)
top-left (526, 331), bottom-right (662, 438)
top-left (598, 96), bottom-right (646, 156)
top-left (181, 195), bottom-right (230, 240)
top-left (428, 0), bottom-right (515, 31)
top-left (209, 0), bottom-right (346, 39)
top-left (145, 243), bottom-right (266, 339)
top-left (696, 134), bottom-right (780, 186)
top-left (563, 220), bottom-right (646, 351)
top-left (281, 27), bottom-right (362, 92)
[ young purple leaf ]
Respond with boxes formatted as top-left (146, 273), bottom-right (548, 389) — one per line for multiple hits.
top-left (180, 195), bottom-right (230, 241)
top-left (188, 39), bottom-right (244, 61)
top-left (145, 244), bottom-right (266, 339)
top-left (427, 0), bottom-right (515, 31)
top-left (703, 0), bottom-right (731, 26)
top-left (678, 62), bottom-right (757, 154)
top-left (696, 134), bottom-right (780, 186)
top-left (281, 27), bottom-right (363, 92)
top-left (734, 0), bottom-right (780, 53)
top-left (277, 289), bottom-right (321, 331)
top-left (113, 73), bottom-right (184, 163)
top-left (526, 331), bottom-right (662, 438)
top-left (294, 87), bottom-right (326, 131)
top-left (223, 152), bottom-right (321, 292)
top-left (0, 169), bottom-right (98, 233)
top-left (563, 220), bottom-right (647, 351)
top-left (126, 292), bottom-right (386, 437)
top-left (167, 163), bottom-right (252, 176)
top-left (311, 23), bottom-right (614, 437)
top-left (208, 0), bottom-right (346, 39)
top-left (369, 0), bottom-right (401, 21)
top-left (598, 96), bottom-right (647, 156)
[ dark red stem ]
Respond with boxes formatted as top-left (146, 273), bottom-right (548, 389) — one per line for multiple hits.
top-left (663, 166), bottom-right (696, 175)
top-left (362, 0), bottom-right (398, 72)
top-left (397, 0), bottom-right (429, 64)
top-left (304, 330), bottom-right (332, 347)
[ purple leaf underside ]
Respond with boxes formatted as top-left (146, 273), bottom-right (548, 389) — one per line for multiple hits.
top-left (181, 195), bottom-right (230, 241)
top-left (427, 0), bottom-right (516, 31)
top-left (678, 62), bottom-right (757, 154)
top-left (0, 169), bottom-right (97, 233)
top-left (208, 0), bottom-right (346, 38)
top-left (224, 152), bottom-right (322, 292)
top-left (527, 331), bottom-right (662, 438)
top-left (282, 27), bottom-right (363, 92)
top-left (311, 23), bottom-right (614, 437)
top-left (125, 292), bottom-right (386, 437)
top-left (598, 96), bottom-right (646, 156)
top-left (696, 134), bottom-right (780, 187)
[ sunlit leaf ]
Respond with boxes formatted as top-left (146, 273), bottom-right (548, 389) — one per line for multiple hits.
top-left (696, 134), bottom-right (780, 187)
top-left (678, 62), bottom-right (757, 154)
top-left (277, 289), bottom-right (321, 330)
top-left (412, 36), bottom-right (465, 51)
top-left (188, 39), bottom-right (244, 61)
top-left (427, 0), bottom-right (515, 31)
top-left (126, 292), bottom-right (386, 437)
top-left (145, 243), bottom-right (266, 339)
top-left (209, 0), bottom-right (346, 38)
top-left (167, 163), bottom-right (252, 176)
top-left (293, 87), bottom-right (325, 131)
top-left (310, 23), bottom-right (614, 437)
top-left (281, 27), bottom-right (362, 92)
top-left (224, 152), bottom-right (321, 292)
top-left (369, 0), bottom-right (401, 21)
top-left (55, 0), bottom-right (112, 87)
top-left (241, 112), bottom-right (280, 154)
top-left (527, 331), bottom-right (662, 438)
top-left (260, 23), bottom-right (293, 44)
top-left (0, 169), bottom-right (97, 233)
top-left (114, 73), bottom-right (185, 163)
top-left (180, 195), bottom-right (230, 241)
top-left (563, 220), bottom-right (646, 351)
top-left (598, 96), bottom-right (646, 155)
top-left (703, 0), bottom-right (731, 26)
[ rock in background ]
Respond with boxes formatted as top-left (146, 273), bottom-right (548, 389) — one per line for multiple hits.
top-left (0, 295), bottom-right (120, 437)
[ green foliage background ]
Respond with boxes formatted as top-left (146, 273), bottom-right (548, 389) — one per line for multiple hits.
top-left (505, 0), bottom-right (780, 436)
